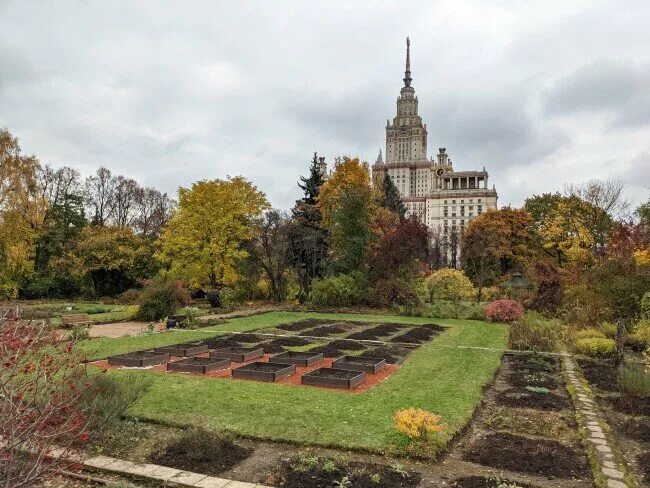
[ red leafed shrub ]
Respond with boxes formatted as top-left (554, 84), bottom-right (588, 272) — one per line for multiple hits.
top-left (1, 316), bottom-right (91, 487)
top-left (484, 299), bottom-right (524, 323)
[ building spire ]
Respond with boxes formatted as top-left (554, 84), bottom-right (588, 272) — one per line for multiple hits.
top-left (403, 36), bottom-right (412, 87)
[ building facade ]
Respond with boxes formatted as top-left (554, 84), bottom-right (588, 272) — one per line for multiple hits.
top-left (372, 38), bottom-right (498, 258)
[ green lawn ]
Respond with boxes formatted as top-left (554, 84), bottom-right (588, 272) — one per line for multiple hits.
top-left (96, 311), bottom-right (507, 454)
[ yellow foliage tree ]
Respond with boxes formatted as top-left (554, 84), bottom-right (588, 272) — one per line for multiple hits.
top-left (539, 197), bottom-right (595, 264)
top-left (157, 177), bottom-right (269, 290)
top-left (427, 268), bottom-right (476, 302)
top-left (393, 408), bottom-right (446, 441)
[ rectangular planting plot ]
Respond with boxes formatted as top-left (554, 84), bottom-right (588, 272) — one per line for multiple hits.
top-left (268, 351), bottom-right (324, 367)
top-left (155, 342), bottom-right (209, 357)
top-left (332, 356), bottom-right (386, 374)
top-left (210, 347), bottom-right (264, 362)
top-left (302, 367), bottom-right (366, 389)
top-left (108, 350), bottom-right (170, 367)
top-left (167, 357), bottom-right (230, 374)
top-left (231, 362), bottom-right (296, 382)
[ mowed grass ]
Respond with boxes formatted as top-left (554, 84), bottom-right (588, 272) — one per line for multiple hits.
top-left (97, 311), bottom-right (507, 454)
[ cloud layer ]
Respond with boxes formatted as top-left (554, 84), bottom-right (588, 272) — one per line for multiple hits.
top-left (1, 0), bottom-right (649, 210)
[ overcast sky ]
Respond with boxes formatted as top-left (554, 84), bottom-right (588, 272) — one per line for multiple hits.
top-left (1, 0), bottom-right (649, 210)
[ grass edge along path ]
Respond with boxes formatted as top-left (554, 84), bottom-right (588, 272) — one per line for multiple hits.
top-left (97, 312), bottom-right (507, 455)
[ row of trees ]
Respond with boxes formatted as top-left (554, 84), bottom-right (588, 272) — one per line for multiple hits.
top-left (0, 128), bottom-right (174, 298)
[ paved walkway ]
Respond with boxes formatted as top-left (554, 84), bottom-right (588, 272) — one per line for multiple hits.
top-left (83, 454), bottom-right (274, 488)
top-left (562, 354), bottom-right (635, 487)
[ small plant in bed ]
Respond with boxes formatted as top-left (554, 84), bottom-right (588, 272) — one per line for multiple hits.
top-left (450, 476), bottom-right (533, 488)
top-left (273, 456), bottom-right (421, 488)
top-left (149, 428), bottom-right (251, 476)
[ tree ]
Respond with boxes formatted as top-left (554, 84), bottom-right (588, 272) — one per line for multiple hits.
top-left (113, 176), bottom-right (140, 228)
top-left (318, 157), bottom-right (374, 272)
top-left (0, 128), bottom-right (46, 297)
top-left (636, 199), bottom-right (650, 228)
top-left (74, 225), bottom-right (157, 296)
top-left (84, 166), bottom-right (116, 226)
top-left (1, 318), bottom-right (90, 487)
top-left (157, 177), bottom-right (269, 292)
top-left (246, 209), bottom-right (292, 302)
top-left (132, 187), bottom-right (175, 237)
top-left (379, 173), bottom-right (406, 220)
top-left (288, 153), bottom-right (329, 300)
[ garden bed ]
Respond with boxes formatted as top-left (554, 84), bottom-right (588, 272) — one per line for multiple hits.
top-left (389, 325), bottom-right (444, 344)
top-left (276, 319), bottom-right (334, 331)
top-left (167, 356), bottom-right (230, 374)
top-left (301, 367), bottom-right (366, 389)
top-left (495, 387), bottom-right (570, 411)
top-left (107, 350), bottom-right (170, 367)
top-left (450, 476), bottom-right (535, 488)
top-left (269, 351), bottom-right (324, 367)
top-left (332, 355), bottom-right (386, 374)
top-left (462, 432), bottom-right (588, 479)
top-left (298, 325), bottom-right (346, 337)
top-left (232, 361), bottom-right (296, 382)
top-left (155, 342), bottom-right (209, 357)
top-left (210, 346), bottom-right (264, 362)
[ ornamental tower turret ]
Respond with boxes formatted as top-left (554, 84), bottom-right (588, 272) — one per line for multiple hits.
top-left (385, 37), bottom-right (428, 166)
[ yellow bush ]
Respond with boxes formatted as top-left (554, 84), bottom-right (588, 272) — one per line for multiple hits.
top-left (599, 322), bottom-right (617, 339)
top-left (427, 268), bottom-right (476, 302)
top-left (575, 328), bottom-right (606, 340)
top-left (626, 319), bottom-right (650, 351)
top-left (393, 408), bottom-right (446, 440)
top-left (574, 337), bottom-right (616, 358)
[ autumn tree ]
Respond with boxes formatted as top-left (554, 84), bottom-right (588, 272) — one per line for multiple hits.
top-left (157, 177), bottom-right (269, 293)
top-left (84, 166), bottom-right (117, 226)
top-left (245, 209), bottom-right (292, 302)
top-left (73, 225), bottom-right (157, 296)
top-left (288, 153), bottom-right (329, 300)
top-left (0, 128), bottom-right (46, 298)
top-left (461, 214), bottom-right (504, 299)
top-left (318, 157), bottom-right (374, 272)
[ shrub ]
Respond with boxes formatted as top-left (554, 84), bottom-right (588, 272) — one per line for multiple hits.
top-left (309, 273), bottom-right (364, 307)
top-left (641, 291), bottom-right (650, 319)
top-left (367, 275), bottom-right (428, 312)
top-left (118, 288), bottom-right (142, 304)
top-left (599, 322), bottom-right (617, 339)
top-left (135, 279), bottom-right (191, 321)
top-left (574, 337), bottom-right (616, 358)
top-left (625, 319), bottom-right (650, 351)
top-left (619, 362), bottom-right (650, 397)
top-left (393, 408), bottom-right (446, 441)
top-left (427, 268), bottom-right (475, 302)
top-left (70, 324), bottom-right (90, 341)
top-left (484, 299), bottom-right (524, 324)
top-left (508, 311), bottom-right (562, 352)
top-left (85, 305), bottom-right (110, 314)
top-left (575, 328), bottom-right (606, 340)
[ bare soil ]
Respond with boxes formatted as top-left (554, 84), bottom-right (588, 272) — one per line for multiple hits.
top-left (298, 325), bottom-right (346, 337)
top-left (495, 387), bottom-right (570, 411)
top-left (462, 432), bottom-right (588, 479)
top-left (450, 476), bottom-right (536, 488)
top-left (276, 319), bottom-right (334, 331)
top-left (389, 326), bottom-right (442, 344)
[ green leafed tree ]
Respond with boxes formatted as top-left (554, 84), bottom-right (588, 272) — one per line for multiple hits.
top-left (379, 173), bottom-right (406, 220)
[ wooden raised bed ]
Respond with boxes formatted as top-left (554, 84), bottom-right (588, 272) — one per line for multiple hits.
top-left (108, 351), bottom-right (170, 368)
top-left (167, 356), bottom-right (229, 374)
top-left (332, 356), bottom-right (386, 374)
top-left (268, 351), bottom-right (324, 367)
top-left (155, 342), bottom-right (209, 357)
top-left (210, 347), bottom-right (264, 362)
top-left (231, 362), bottom-right (296, 382)
top-left (302, 367), bottom-right (366, 389)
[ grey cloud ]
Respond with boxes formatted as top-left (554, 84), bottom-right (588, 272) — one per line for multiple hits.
top-left (543, 60), bottom-right (650, 128)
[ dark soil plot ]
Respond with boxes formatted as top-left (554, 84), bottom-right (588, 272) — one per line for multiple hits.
top-left (260, 336), bottom-right (316, 354)
top-left (638, 451), bottom-right (650, 483)
top-left (619, 418), bottom-right (650, 442)
top-left (149, 429), bottom-right (251, 476)
top-left (506, 354), bottom-right (559, 374)
top-left (232, 333), bottom-right (265, 343)
top-left (463, 432), bottom-right (588, 479)
top-left (328, 339), bottom-right (366, 351)
top-left (389, 325), bottom-right (443, 344)
top-left (276, 319), bottom-right (334, 332)
top-left (607, 395), bottom-right (650, 416)
top-left (450, 476), bottom-right (535, 488)
top-left (360, 346), bottom-right (410, 364)
top-left (309, 344), bottom-right (343, 358)
top-left (507, 371), bottom-right (559, 390)
top-left (276, 459), bottom-right (421, 488)
top-left (201, 336), bottom-right (243, 350)
top-left (575, 358), bottom-right (618, 391)
top-left (346, 323), bottom-right (403, 341)
top-left (298, 325), bottom-right (346, 337)
top-left (496, 387), bottom-right (570, 411)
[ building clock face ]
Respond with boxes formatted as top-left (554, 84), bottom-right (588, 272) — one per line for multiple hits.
top-left (436, 168), bottom-right (445, 176)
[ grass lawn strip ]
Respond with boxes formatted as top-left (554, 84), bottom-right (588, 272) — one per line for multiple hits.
top-left (100, 312), bottom-right (507, 454)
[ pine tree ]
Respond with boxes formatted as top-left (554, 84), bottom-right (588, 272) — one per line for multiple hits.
top-left (380, 173), bottom-right (407, 220)
top-left (288, 152), bottom-right (329, 301)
